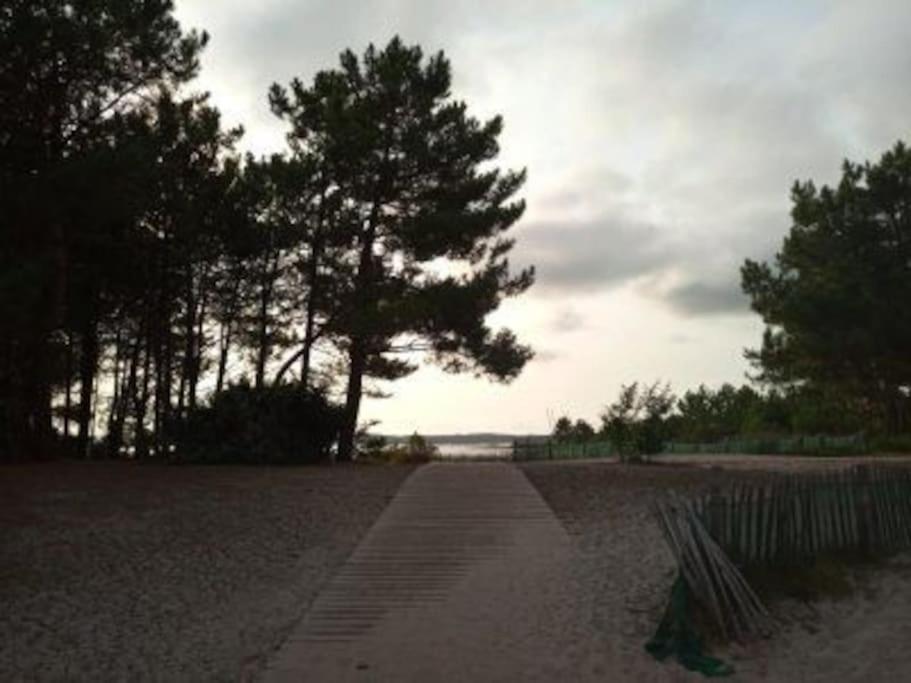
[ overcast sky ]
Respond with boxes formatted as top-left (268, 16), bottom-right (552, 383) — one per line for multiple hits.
top-left (175, 0), bottom-right (911, 434)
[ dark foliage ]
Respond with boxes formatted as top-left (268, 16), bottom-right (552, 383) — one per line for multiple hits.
top-left (270, 38), bottom-right (534, 460)
top-left (552, 416), bottom-right (596, 442)
top-left (173, 384), bottom-right (344, 464)
top-left (599, 381), bottom-right (675, 457)
top-left (554, 381), bottom-right (886, 457)
top-left (0, 0), bottom-right (207, 459)
top-left (742, 142), bottom-right (911, 433)
top-left (0, 5), bottom-right (534, 462)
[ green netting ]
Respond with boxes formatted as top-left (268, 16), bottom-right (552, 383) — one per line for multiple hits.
top-left (645, 575), bottom-right (734, 678)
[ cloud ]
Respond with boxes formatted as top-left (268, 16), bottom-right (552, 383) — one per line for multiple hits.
top-left (661, 280), bottom-right (751, 317)
top-left (178, 0), bottom-right (911, 272)
top-left (533, 349), bottom-right (560, 363)
top-left (513, 208), bottom-right (764, 319)
top-left (551, 308), bottom-right (585, 333)
top-left (514, 216), bottom-right (680, 295)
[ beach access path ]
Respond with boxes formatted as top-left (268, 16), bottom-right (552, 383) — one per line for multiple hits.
top-left (264, 458), bottom-right (911, 682)
top-left (263, 462), bottom-right (608, 682)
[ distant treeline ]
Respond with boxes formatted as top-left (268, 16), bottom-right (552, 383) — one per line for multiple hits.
top-left (0, 5), bottom-right (533, 461)
top-left (553, 381), bottom-right (911, 456)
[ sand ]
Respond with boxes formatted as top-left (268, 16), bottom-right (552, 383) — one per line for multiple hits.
top-left (0, 462), bottom-right (413, 682)
top-left (522, 459), bottom-right (911, 681)
top-left (5, 457), bottom-right (911, 681)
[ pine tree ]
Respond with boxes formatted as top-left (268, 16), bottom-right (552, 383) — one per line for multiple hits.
top-left (271, 38), bottom-right (534, 460)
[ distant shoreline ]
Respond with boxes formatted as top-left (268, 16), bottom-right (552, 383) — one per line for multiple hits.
top-left (380, 433), bottom-right (549, 445)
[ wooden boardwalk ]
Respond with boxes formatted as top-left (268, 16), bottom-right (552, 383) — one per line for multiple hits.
top-left (264, 462), bottom-right (573, 682)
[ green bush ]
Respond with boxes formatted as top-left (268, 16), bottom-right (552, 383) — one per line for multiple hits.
top-left (172, 383), bottom-right (344, 464)
top-left (360, 432), bottom-right (437, 464)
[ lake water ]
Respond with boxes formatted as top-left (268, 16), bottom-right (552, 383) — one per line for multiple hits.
top-left (433, 441), bottom-right (514, 460)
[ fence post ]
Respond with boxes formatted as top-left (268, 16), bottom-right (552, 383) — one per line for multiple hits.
top-left (856, 465), bottom-right (872, 556)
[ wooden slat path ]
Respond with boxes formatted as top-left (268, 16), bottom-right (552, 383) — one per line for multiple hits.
top-left (264, 463), bottom-right (572, 682)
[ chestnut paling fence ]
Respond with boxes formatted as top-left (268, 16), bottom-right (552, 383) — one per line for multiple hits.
top-left (514, 433), bottom-right (868, 461)
top-left (654, 465), bottom-right (911, 641)
top-left (511, 439), bottom-right (616, 461)
top-left (663, 433), bottom-right (868, 456)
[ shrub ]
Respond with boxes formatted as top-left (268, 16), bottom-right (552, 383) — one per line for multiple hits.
top-left (172, 383), bottom-right (344, 464)
top-left (393, 432), bottom-right (438, 463)
top-left (600, 381), bottom-right (675, 459)
top-left (360, 432), bottom-right (437, 464)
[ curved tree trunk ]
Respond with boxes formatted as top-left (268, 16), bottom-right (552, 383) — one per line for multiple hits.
top-left (337, 339), bottom-right (367, 463)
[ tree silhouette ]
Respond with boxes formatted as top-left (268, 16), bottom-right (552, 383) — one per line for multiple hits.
top-left (270, 38), bottom-right (535, 460)
top-left (742, 142), bottom-right (911, 433)
top-left (1, 9), bottom-right (535, 461)
top-left (1, 1), bottom-right (206, 458)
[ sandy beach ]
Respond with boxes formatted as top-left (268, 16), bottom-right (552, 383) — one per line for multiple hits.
top-left (4, 458), bottom-right (911, 681)
top-left (0, 462), bottom-right (413, 682)
top-left (522, 459), bottom-right (911, 681)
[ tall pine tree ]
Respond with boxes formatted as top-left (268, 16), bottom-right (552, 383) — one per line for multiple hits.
top-left (271, 38), bottom-right (534, 460)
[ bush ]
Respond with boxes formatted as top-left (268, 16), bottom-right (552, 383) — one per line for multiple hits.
top-left (601, 382), bottom-right (675, 459)
top-left (172, 383), bottom-right (344, 464)
top-left (360, 432), bottom-right (437, 464)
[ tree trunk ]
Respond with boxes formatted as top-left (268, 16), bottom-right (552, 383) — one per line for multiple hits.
top-left (337, 210), bottom-right (379, 462)
top-left (216, 322), bottom-right (231, 394)
top-left (63, 332), bottom-right (73, 440)
top-left (111, 332), bottom-right (142, 459)
top-left (134, 321), bottom-right (153, 460)
top-left (215, 274), bottom-right (240, 395)
top-left (254, 263), bottom-right (276, 390)
top-left (300, 206), bottom-right (325, 389)
top-left (188, 291), bottom-right (207, 411)
top-left (0, 339), bottom-right (11, 460)
top-left (337, 339), bottom-right (367, 462)
top-left (160, 310), bottom-right (174, 457)
top-left (254, 307), bottom-right (268, 390)
top-left (76, 318), bottom-right (98, 458)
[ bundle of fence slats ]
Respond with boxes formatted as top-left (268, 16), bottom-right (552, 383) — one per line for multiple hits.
top-left (654, 495), bottom-right (775, 642)
top-left (694, 465), bottom-right (911, 566)
top-left (654, 465), bottom-right (911, 643)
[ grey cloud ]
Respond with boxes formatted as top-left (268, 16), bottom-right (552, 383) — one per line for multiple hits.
top-left (177, 0), bottom-right (911, 320)
top-left (533, 349), bottom-right (560, 363)
top-left (511, 208), bottom-right (773, 321)
top-left (551, 308), bottom-right (585, 333)
top-left (514, 218), bottom-right (679, 295)
top-left (661, 280), bottom-right (751, 317)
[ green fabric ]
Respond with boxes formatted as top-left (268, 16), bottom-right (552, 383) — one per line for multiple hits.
top-left (645, 575), bottom-right (734, 678)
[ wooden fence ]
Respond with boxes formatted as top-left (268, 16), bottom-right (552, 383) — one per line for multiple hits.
top-left (664, 433), bottom-right (868, 456)
top-left (693, 465), bottom-right (911, 565)
top-left (511, 439), bottom-right (616, 461)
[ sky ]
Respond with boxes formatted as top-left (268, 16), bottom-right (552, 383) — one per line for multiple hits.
top-left (174, 0), bottom-right (911, 435)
